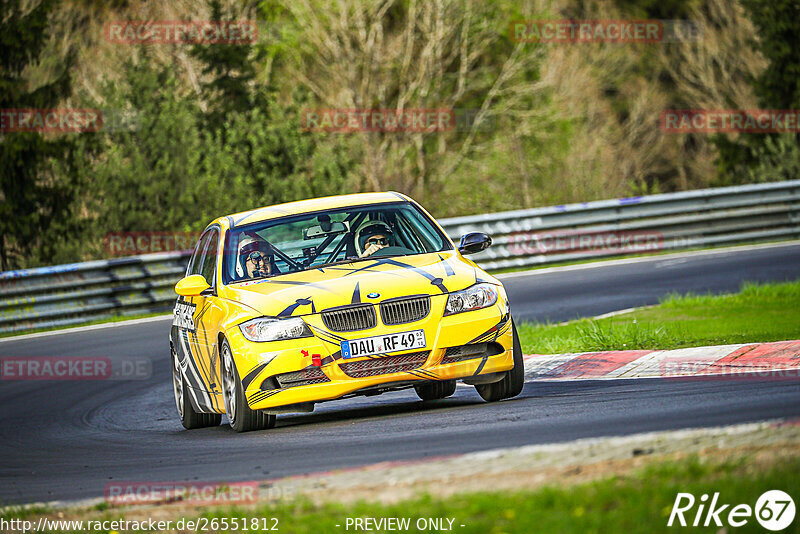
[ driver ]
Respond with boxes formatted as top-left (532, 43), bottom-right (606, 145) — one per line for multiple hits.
top-left (356, 220), bottom-right (395, 258)
top-left (236, 234), bottom-right (277, 279)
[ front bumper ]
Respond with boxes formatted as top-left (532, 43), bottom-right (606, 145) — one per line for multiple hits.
top-left (226, 296), bottom-right (514, 411)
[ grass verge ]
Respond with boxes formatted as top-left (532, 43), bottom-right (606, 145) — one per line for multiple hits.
top-left (517, 280), bottom-right (800, 354)
top-left (204, 453), bottom-right (800, 533)
top-left (5, 446), bottom-right (798, 533)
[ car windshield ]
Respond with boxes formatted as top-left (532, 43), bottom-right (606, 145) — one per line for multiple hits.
top-left (223, 201), bottom-right (451, 284)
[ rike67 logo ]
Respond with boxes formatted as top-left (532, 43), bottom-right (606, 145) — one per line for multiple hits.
top-left (668, 490), bottom-right (795, 531)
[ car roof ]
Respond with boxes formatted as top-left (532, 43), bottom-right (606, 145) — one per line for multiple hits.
top-left (219, 192), bottom-right (410, 229)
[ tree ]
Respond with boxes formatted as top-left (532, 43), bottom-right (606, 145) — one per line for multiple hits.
top-left (740, 0), bottom-right (800, 110)
top-left (274, 0), bottom-right (550, 208)
top-left (77, 54), bottom-right (352, 242)
top-left (714, 0), bottom-right (800, 185)
top-left (190, 0), bottom-right (261, 131)
top-left (81, 56), bottom-right (211, 234)
top-left (0, 0), bottom-right (76, 270)
top-left (188, 0), bottom-right (353, 215)
top-left (208, 88), bottom-right (353, 211)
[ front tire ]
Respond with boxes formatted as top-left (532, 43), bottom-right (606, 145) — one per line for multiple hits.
top-left (220, 339), bottom-right (276, 433)
top-left (415, 379), bottom-right (457, 401)
top-left (172, 346), bottom-right (221, 429)
top-left (475, 319), bottom-right (524, 402)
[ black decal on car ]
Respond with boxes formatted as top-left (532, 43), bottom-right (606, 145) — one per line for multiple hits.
top-left (277, 297), bottom-right (313, 317)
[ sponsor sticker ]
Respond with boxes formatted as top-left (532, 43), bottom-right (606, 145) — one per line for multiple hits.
top-left (173, 300), bottom-right (197, 332)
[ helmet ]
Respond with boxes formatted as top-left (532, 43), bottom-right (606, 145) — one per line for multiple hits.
top-left (236, 234), bottom-right (273, 278)
top-left (355, 220), bottom-right (393, 256)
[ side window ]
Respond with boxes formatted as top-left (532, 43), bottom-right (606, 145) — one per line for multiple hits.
top-left (403, 206), bottom-right (448, 252)
top-left (200, 230), bottom-right (219, 287)
top-left (187, 233), bottom-right (211, 276)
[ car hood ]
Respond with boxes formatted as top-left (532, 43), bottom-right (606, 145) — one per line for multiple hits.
top-left (222, 251), bottom-right (491, 318)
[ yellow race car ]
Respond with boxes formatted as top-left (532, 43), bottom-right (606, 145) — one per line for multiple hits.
top-left (170, 192), bottom-right (523, 432)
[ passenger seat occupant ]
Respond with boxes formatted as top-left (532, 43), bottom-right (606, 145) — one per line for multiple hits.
top-left (236, 234), bottom-right (276, 280)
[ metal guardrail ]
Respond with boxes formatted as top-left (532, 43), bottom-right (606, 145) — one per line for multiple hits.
top-left (1, 180), bottom-right (799, 334)
top-left (438, 180), bottom-right (800, 270)
top-left (0, 251), bottom-right (191, 334)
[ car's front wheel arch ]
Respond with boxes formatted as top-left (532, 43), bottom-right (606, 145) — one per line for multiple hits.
top-left (219, 336), bottom-right (276, 433)
top-left (475, 318), bottom-right (524, 402)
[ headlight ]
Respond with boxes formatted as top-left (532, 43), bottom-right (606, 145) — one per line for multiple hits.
top-left (239, 317), bottom-right (312, 342)
top-left (444, 283), bottom-right (499, 316)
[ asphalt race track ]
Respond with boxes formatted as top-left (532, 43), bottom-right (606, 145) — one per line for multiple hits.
top-left (1, 244), bottom-right (799, 505)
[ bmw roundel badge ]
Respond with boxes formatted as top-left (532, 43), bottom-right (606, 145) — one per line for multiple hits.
top-left (367, 292), bottom-right (380, 299)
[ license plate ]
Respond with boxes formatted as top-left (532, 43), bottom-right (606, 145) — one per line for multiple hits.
top-left (341, 330), bottom-right (426, 359)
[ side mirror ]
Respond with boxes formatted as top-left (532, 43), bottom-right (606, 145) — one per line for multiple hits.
top-left (175, 274), bottom-right (211, 297)
top-left (458, 232), bottom-right (492, 255)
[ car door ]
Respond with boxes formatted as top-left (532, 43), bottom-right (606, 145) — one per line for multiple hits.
top-left (172, 228), bottom-right (224, 413)
top-left (191, 226), bottom-right (227, 412)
